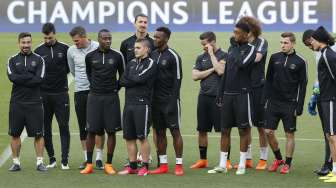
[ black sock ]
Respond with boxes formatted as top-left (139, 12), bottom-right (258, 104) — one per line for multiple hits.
top-left (130, 161), bottom-right (137, 170)
top-left (199, 146), bottom-right (207, 160)
top-left (157, 151), bottom-right (160, 168)
top-left (227, 146), bottom-right (231, 160)
top-left (106, 153), bottom-right (113, 164)
top-left (142, 162), bottom-right (149, 169)
top-left (87, 152), bottom-right (93, 163)
top-left (273, 149), bottom-right (282, 160)
top-left (285, 157), bottom-right (292, 167)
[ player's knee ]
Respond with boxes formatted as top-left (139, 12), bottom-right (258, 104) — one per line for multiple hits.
top-left (265, 129), bottom-right (274, 136)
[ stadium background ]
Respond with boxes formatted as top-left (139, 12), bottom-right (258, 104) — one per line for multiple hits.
top-left (0, 0), bottom-right (335, 187)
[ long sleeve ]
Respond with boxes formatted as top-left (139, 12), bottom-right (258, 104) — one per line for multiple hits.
top-left (120, 41), bottom-right (127, 63)
top-left (127, 59), bottom-right (157, 84)
top-left (237, 45), bottom-right (256, 68)
top-left (322, 48), bottom-right (336, 81)
top-left (85, 54), bottom-right (92, 84)
top-left (168, 49), bottom-right (182, 99)
top-left (67, 48), bottom-right (75, 77)
top-left (7, 58), bottom-right (33, 85)
top-left (23, 57), bottom-right (45, 87)
top-left (296, 61), bottom-right (308, 115)
top-left (263, 55), bottom-right (275, 102)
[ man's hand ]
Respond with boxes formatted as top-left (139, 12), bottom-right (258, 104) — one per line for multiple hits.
top-left (205, 44), bottom-right (214, 55)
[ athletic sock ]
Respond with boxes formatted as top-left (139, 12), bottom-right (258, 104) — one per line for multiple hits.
top-left (227, 146), bottom-right (231, 160)
top-left (159, 155), bottom-right (168, 164)
top-left (96, 148), bottom-right (103, 161)
top-left (199, 146), bottom-right (207, 160)
top-left (13, 157), bottom-right (20, 166)
top-left (83, 150), bottom-right (87, 161)
top-left (285, 157), bottom-right (292, 167)
top-left (246, 144), bottom-right (252, 160)
top-left (176, 158), bottom-right (183, 165)
top-left (87, 152), bottom-right (93, 163)
top-left (332, 162), bottom-right (336, 174)
top-left (106, 153), bottom-right (113, 164)
top-left (36, 157), bottom-right (43, 166)
top-left (142, 162), bottom-right (149, 169)
top-left (238, 152), bottom-right (247, 168)
top-left (219, 152), bottom-right (228, 168)
top-left (130, 161), bottom-right (137, 170)
top-left (273, 149), bottom-right (282, 160)
top-left (260, 147), bottom-right (268, 160)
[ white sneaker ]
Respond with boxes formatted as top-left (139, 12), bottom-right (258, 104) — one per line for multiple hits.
top-left (236, 167), bottom-right (246, 175)
top-left (46, 161), bottom-right (57, 168)
top-left (61, 164), bottom-right (70, 170)
top-left (207, 166), bottom-right (227, 174)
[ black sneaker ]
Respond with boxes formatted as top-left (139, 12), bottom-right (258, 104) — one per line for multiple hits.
top-left (78, 161), bottom-right (87, 169)
top-left (36, 163), bottom-right (48, 172)
top-left (8, 164), bottom-right (21, 172)
top-left (95, 160), bottom-right (104, 170)
top-left (314, 166), bottom-right (331, 176)
top-left (47, 157), bottom-right (57, 168)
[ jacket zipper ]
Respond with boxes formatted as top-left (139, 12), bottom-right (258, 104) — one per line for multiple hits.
top-left (284, 55), bottom-right (288, 67)
top-left (103, 53), bottom-right (105, 64)
top-left (51, 46), bottom-right (54, 59)
top-left (24, 56), bottom-right (27, 67)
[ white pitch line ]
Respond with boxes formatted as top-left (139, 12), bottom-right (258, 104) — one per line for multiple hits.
top-left (0, 75), bottom-right (74, 167)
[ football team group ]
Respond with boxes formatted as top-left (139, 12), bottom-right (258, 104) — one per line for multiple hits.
top-left (5, 14), bottom-right (336, 182)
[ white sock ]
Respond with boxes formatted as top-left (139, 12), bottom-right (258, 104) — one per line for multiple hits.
top-left (159, 155), bottom-right (168, 164)
top-left (239, 152), bottom-right (247, 169)
top-left (333, 162), bottom-right (336, 174)
top-left (13, 157), bottom-right (20, 165)
top-left (246, 144), bottom-right (252, 159)
top-left (36, 157), bottom-right (43, 166)
top-left (96, 149), bottom-right (103, 161)
top-left (219, 152), bottom-right (228, 168)
top-left (176, 158), bottom-right (183, 165)
top-left (260, 147), bottom-right (268, 160)
top-left (83, 150), bottom-right (87, 161)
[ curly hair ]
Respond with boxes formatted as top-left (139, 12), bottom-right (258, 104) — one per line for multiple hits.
top-left (238, 16), bottom-right (262, 37)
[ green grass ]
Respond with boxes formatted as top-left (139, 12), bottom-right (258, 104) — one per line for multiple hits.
top-left (0, 32), bottom-right (331, 188)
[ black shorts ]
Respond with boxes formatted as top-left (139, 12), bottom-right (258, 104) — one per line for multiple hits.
top-left (74, 90), bottom-right (89, 140)
top-left (221, 93), bottom-right (254, 130)
top-left (9, 102), bottom-right (44, 137)
top-left (197, 94), bottom-right (221, 132)
top-left (320, 100), bottom-right (336, 136)
top-left (152, 99), bottom-right (181, 130)
top-left (251, 87), bottom-right (265, 128)
top-left (86, 93), bottom-right (122, 135)
top-left (123, 104), bottom-right (151, 140)
top-left (264, 100), bottom-right (297, 133)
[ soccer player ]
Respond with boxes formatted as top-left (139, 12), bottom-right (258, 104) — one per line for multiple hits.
top-left (120, 13), bottom-right (156, 166)
top-left (303, 29), bottom-right (336, 176)
top-left (264, 32), bottom-right (308, 174)
top-left (190, 31), bottom-right (229, 169)
top-left (7, 32), bottom-right (47, 172)
top-left (34, 23), bottom-right (70, 170)
top-left (120, 13), bottom-right (155, 64)
top-left (118, 38), bottom-right (157, 176)
top-left (208, 23), bottom-right (256, 175)
top-left (67, 26), bottom-right (105, 170)
top-left (80, 29), bottom-right (124, 175)
top-left (309, 26), bottom-right (336, 183)
top-left (238, 16), bottom-right (269, 170)
top-left (149, 27), bottom-right (184, 176)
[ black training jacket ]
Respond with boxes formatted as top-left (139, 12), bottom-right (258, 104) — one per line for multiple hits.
top-left (151, 47), bottom-right (182, 102)
top-left (318, 46), bottom-right (336, 101)
top-left (34, 41), bottom-right (69, 93)
top-left (7, 52), bottom-right (45, 103)
top-left (264, 50), bottom-right (308, 114)
top-left (85, 48), bottom-right (124, 95)
top-left (120, 57), bottom-right (157, 105)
